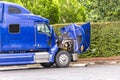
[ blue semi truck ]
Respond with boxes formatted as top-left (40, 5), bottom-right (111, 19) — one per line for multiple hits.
top-left (0, 2), bottom-right (90, 68)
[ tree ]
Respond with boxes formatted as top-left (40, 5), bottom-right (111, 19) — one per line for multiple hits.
top-left (85, 0), bottom-right (120, 22)
top-left (0, 0), bottom-right (120, 23)
top-left (59, 0), bottom-right (86, 23)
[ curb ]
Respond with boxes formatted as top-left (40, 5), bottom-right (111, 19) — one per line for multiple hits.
top-left (0, 64), bottom-right (41, 71)
top-left (0, 63), bottom-right (88, 71)
top-left (70, 63), bottom-right (88, 67)
top-left (77, 60), bottom-right (120, 65)
top-left (0, 60), bottom-right (120, 70)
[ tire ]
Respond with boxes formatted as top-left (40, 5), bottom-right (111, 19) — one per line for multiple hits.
top-left (40, 63), bottom-right (54, 68)
top-left (55, 50), bottom-right (71, 68)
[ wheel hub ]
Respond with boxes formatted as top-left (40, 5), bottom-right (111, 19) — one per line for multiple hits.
top-left (59, 54), bottom-right (69, 65)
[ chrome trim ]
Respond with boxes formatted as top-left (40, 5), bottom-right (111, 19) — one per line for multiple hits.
top-left (72, 53), bottom-right (78, 61)
top-left (34, 52), bottom-right (49, 63)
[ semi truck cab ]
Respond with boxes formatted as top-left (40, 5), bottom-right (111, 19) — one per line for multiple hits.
top-left (0, 2), bottom-right (90, 68)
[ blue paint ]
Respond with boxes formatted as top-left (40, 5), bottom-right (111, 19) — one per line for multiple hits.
top-left (49, 44), bottom-right (58, 62)
top-left (0, 2), bottom-right (58, 65)
top-left (0, 53), bottom-right (35, 65)
top-left (0, 2), bottom-right (90, 66)
top-left (60, 22), bottom-right (90, 53)
top-left (0, 3), bottom-right (3, 22)
top-left (0, 2), bottom-right (52, 52)
top-left (81, 22), bottom-right (90, 52)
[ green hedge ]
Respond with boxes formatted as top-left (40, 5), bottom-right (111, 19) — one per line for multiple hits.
top-left (53, 21), bottom-right (120, 58)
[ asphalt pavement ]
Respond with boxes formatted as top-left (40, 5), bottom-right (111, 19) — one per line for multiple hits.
top-left (0, 64), bottom-right (120, 80)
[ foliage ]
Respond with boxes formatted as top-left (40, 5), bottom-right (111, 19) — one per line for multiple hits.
top-left (85, 0), bottom-right (120, 22)
top-left (0, 0), bottom-right (120, 58)
top-left (53, 21), bottom-right (120, 58)
top-left (0, 0), bottom-right (119, 23)
top-left (58, 0), bottom-right (86, 23)
top-left (3, 0), bottom-right (60, 24)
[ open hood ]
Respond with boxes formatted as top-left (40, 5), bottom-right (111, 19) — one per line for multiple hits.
top-left (60, 22), bottom-right (90, 53)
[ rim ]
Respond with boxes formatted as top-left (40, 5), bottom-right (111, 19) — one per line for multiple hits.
top-left (58, 54), bottom-right (69, 65)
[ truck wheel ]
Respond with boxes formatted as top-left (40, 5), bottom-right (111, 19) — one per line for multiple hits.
top-left (55, 50), bottom-right (71, 68)
top-left (40, 63), bottom-right (54, 68)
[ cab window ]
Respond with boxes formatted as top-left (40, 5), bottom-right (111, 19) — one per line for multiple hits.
top-left (9, 24), bottom-right (20, 33)
top-left (37, 24), bottom-right (45, 33)
top-left (9, 6), bottom-right (21, 14)
top-left (44, 24), bottom-right (50, 35)
top-left (37, 23), bottom-right (50, 35)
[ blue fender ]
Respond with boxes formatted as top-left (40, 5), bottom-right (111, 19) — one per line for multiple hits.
top-left (49, 44), bottom-right (58, 62)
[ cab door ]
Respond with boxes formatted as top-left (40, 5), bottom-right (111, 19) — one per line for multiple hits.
top-left (35, 23), bottom-right (51, 50)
